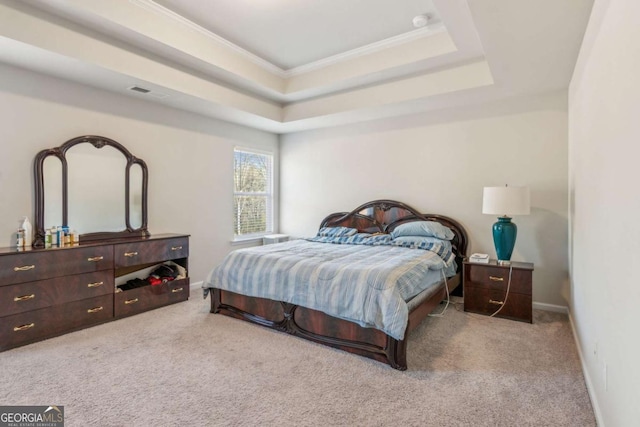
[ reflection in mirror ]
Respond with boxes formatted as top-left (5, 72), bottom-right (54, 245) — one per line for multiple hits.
top-left (43, 156), bottom-right (63, 229)
top-left (67, 144), bottom-right (127, 234)
top-left (129, 163), bottom-right (143, 230)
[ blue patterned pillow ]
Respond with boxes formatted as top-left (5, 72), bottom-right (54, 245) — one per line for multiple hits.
top-left (316, 226), bottom-right (359, 238)
top-left (392, 235), bottom-right (452, 252)
top-left (390, 221), bottom-right (454, 240)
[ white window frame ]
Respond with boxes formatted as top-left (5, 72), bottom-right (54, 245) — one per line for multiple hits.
top-left (232, 147), bottom-right (274, 242)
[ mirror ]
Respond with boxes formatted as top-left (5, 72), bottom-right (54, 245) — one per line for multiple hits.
top-left (33, 135), bottom-right (149, 248)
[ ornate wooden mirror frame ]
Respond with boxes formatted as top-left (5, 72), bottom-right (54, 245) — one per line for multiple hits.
top-left (32, 135), bottom-right (149, 248)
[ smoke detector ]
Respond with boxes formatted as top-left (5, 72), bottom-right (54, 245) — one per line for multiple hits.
top-left (412, 14), bottom-right (430, 28)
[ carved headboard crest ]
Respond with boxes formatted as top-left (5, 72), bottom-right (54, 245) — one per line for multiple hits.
top-left (319, 199), bottom-right (468, 267)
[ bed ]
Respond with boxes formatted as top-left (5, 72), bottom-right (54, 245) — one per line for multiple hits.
top-left (203, 200), bottom-right (468, 370)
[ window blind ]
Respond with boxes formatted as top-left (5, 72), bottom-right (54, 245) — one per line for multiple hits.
top-left (233, 148), bottom-right (273, 237)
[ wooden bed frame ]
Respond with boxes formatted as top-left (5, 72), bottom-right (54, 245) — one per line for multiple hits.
top-left (208, 200), bottom-right (468, 370)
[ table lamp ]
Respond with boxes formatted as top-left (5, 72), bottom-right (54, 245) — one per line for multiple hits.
top-left (482, 185), bottom-right (530, 264)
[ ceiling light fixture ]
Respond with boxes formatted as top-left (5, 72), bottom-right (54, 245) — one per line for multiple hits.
top-left (412, 14), bottom-right (430, 28)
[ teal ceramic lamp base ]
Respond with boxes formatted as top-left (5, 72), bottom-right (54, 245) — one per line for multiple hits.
top-left (492, 216), bottom-right (517, 263)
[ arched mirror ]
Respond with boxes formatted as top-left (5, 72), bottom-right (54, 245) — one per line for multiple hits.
top-left (33, 135), bottom-right (149, 248)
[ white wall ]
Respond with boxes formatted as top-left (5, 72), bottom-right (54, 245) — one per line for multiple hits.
top-left (0, 63), bottom-right (278, 283)
top-left (569, 0), bottom-right (640, 424)
top-left (281, 92), bottom-right (569, 306)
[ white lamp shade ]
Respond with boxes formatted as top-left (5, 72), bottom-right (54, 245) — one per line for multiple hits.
top-left (482, 186), bottom-right (530, 216)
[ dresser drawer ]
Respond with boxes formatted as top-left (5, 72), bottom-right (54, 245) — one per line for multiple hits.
top-left (0, 246), bottom-right (113, 286)
top-left (114, 237), bottom-right (189, 268)
top-left (0, 271), bottom-right (113, 317)
top-left (0, 294), bottom-right (113, 351)
top-left (465, 264), bottom-right (532, 295)
top-left (464, 285), bottom-right (532, 323)
top-left (114, 278), bottom-right (189, 318)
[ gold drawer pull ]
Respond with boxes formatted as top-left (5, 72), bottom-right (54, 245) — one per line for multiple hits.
top-left (171, 287), bottom-right (184, 293)
top-left (87, 281), bottom-right (104, 288)
top-left (14, 265), bottom-right (35, 272)
top-left (87, 256), bottom-right (104, 262)
top-left (489, 299), bottom-right (504, 305)
top-left (171, 246), bottom-right (183, 251)
top-left (87, 306), bottom-right (104, 313)
top-left (489, 276), bottom-right (504, 282)
top-left (124, 298), bottom-right (139, 305)
top-left (124, 252), bottom-right (138, 257)
top-left (13, 323), bottom-right (35, 332)
top-left (14, 294), bottom-right (35, 302)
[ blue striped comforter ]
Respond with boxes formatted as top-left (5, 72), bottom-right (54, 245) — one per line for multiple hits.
top-left (203, 239), bottom-right (452, 339)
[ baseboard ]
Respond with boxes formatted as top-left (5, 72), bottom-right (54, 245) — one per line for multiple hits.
top-left (190, 280), bottom-right (203, 292)
top-left (568, 311), bottom-right (605, 426)
top-left (532, 301), bottom-right (569, 313)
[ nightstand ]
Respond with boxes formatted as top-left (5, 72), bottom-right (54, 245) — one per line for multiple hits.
top-left (463, 260), bottom-right (534, 323)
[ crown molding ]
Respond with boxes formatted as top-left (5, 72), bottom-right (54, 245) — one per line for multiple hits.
top-left (283, 23), bottom-right (446, 77)
top-left (130, 0), bottom-right (446, 79)
top-left (129, 0), bottom-right (286, 76)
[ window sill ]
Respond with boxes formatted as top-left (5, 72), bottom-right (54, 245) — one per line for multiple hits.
top-left (231, 236), bottom-right (265, 246)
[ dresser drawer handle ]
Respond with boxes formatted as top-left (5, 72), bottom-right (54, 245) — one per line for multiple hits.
top-left (87, 281), bottom-right (104, 288)
top-left (171, 287), bottom-right (184, 293)
top-left (13, 323), bottom-right (35, 332)
top-left (489, 299), bottom-right (504, 305)
top-left (171, 246), bottom-right (183, 251)
top-left (87, 306), bottom-right (104, 313)
top-left (14, 265), bottom-right (35, 272)
top-left (489, 276), bottom-right (504, 282)
top-left (124, 252), bottom-right (138, 257)
top-left (14, 294), bottom-right (35, 302)
top-left (124, 298), bottom-right (139, 305)
top-left (87, 256), bottom-right (104, 262)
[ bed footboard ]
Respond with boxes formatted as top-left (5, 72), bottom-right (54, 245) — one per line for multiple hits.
top-left (210, 285), bottom-right (448, 370)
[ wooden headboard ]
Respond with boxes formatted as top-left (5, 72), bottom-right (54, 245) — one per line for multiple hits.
top-left (319, 199), bottom-right (468, 269)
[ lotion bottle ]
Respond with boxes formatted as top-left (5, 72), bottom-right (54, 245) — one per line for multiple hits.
top-left (21, 217), bottom-right (32, 247)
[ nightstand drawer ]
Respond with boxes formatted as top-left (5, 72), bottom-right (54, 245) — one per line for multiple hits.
top-left (464, 286), bottom-right (532, 323)
top-left (465, 264), bottom-right (532, 295)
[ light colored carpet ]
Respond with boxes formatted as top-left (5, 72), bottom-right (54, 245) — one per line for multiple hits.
top-left (0, 294), bottom-right (595, 427)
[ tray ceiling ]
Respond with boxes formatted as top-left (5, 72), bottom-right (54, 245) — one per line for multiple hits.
top-left (0, 0), bottom-right (594, 133)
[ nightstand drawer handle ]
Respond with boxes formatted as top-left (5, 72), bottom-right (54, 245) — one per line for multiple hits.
top-left (124, 298), bottom-right (139, 305)
top-left (489, 276), bottom-right (504, 282)
top-left (87, 281), bottom-right (104, 288)
top-left (14, 265), bottom-right (35, 272)
top-left (489, 299), bottom-right (504, 305)
top-left (87, 256), bottom-right (104, 262)
top-left (13, 323), bottom-right (35, 332)
top-left (124, 252), bottom-right (138, 257)
top-left (171, 246), bottom-right (183, 251)
top-left (171, 287), bottom-right (184, 293)
top-left (87, 306), bottom-right (103, 313)
top-left (14, 294), bottom-right (35, 302)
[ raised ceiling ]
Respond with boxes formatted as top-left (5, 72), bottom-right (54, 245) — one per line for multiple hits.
top-left (0, 0), bottom-right (594, 133)
top-left (154, 0), bottom-right (442, 70)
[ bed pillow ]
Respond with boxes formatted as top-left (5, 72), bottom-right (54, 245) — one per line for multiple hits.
top-left (390, 221), bottom-right (454, 241)
top-left (316, 226), bottom-right (359, 238)
top-left (392, 235), bottom-right (452, 251)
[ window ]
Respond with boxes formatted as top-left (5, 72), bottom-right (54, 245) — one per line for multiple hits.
top-left (233, 148), bottom-right (273, 238)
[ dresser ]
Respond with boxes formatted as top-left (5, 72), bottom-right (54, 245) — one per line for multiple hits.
top-left (0, 234), bottom-right (189, 351)
top-left (463, 260), bottom-right (533, 323)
